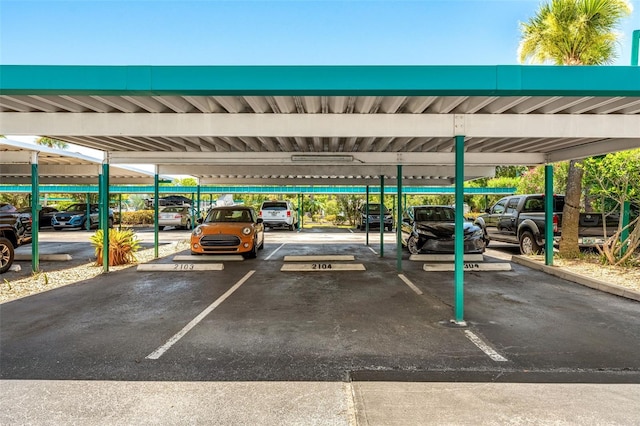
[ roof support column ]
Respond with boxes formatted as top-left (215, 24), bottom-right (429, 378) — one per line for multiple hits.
top-left (454, 135), bottom-right (465, 324)
top-left (154, 166), bottom-right (159, 258)
top-left (297, 194), bottom-right (302, 230)
top-left (544, 164), bottom-right (554, 266)
top-left (365, 186), bottom-right (370, 246)
top-left (396, 165), bottom-right (403, 272)
top-left (30, 152), bottom-right (39, 273)
top-left (380, 176), bottom-right (385, 257)
top-left (196, 184), bottom-right (201, 223)
top-left (632, 30), bottom-right (639, 66)
top-left (100, 158), bottom-right (110, 272)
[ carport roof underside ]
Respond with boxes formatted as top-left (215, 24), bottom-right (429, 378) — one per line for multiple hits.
top-left (1, 65), bottom-right (639, 185)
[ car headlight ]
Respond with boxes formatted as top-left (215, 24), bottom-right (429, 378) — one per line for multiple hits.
top-left (193, 226), bottom-right (203, 236)
top-left (242, 227), bottom-right (252, 235)
top-left (470, 229), bottom-right (484, 238)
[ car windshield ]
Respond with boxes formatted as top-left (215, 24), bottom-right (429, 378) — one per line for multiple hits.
top-left (206, 209), bottom-right (252, 223)
top-left (66, 204), bottom-right (87, 212)
top-left (414, 207), bottom-right (455, 222)
top-left (262, 202), bottom-right (287, 210)
top-left (364, 204), bottom-right (388, 214)
top-left (162, 207), bottom-right (188, 213)
top-left (0, 203), bottom-right (16, 212)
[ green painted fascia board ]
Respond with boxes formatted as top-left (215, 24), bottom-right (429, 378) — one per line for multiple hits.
top-left (1, 65), bottom-right (638, 96)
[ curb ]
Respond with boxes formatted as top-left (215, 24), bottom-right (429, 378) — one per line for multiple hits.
top-left (512, 256), bottom-right (640, 302)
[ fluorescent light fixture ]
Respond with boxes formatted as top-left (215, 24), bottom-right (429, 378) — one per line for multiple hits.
top-left (291, 154), bottom-right (354, 162)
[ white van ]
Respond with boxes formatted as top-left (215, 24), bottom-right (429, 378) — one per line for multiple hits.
top-left (259, 200), bottom-right (298, 230)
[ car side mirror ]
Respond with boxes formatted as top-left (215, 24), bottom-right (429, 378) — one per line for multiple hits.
top-left (485, 208), bottom-right (490, 214)
top-left (256, 218), bottom-right (264, 224)
top-left (197, 218), bottom-right (203, 224)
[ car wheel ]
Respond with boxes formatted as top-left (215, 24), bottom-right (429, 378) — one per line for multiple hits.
top-left (243, 241), bottom-right (258, 259)
top-left (0, 237), bottom-right (15, 274)
top-left (519, 231), bottom-right (542, 255)
top-left (289, 224), bottom-right (294, 231)
top-left (184, 220), bottom-right (191, 230)
top-left (108, 218), bottom-right (114, 228)
top-left (407, 235), bottom-right (420, 255)
top-left (258, 237), bottom-right (264, 250)
top-left (158, 226), bottom-right (165, 231)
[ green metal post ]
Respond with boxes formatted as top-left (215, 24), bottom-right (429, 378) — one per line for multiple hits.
top-left (86, 193), bottom-right (91, 231)
top-left (380, 175), bottom-right (384, 257)
top-left (632, 30), bottom-right (639, 66)
top-left (197, 185), bottom-right (201, 223)
top-left (544, 165), bottom-right (554, 266)
top-left (365, 186), bottom-right (370, 246)
top-left (397, 165), bottom-right (403, 272)
top-left (154, 168), bottom-right (159, 259)
top-left (118, 194), bottom-right (122, 231)
top-left (298, 194), bottom-right (302, 230)
top-left (101, 161), bottom-right (109, 272)
top-left (621, 201), bottom-right (631, 256)
top-left (454, 135), bottom-right (465, 323)
top-left (31, 153), bottom-right (39, 273)
top-left (301, 194), bottom-right (304, 229)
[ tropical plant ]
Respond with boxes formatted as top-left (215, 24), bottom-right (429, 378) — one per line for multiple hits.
top-left (518, 0), bottom-right (632, 258)
top-left (35, 137), bottom-right (69, 149)
top-left (90, 228), bottom-right (140, 266)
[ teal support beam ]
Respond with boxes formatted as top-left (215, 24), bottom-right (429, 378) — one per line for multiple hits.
top-left (632, 30), bottom-right (639, 66)
top-left (85, 193), bottom-right (91, 231)
top-left (196, 185), bottom-right (201, 223)
top-left (380, 175), bottom-right (385, 257)
top-left (154, 168), bottom-right (159, 259)
top-left (621, 201), bottom-right (631, 256)
top-left (544, 165), bottom-right (554, 266)
top-left (365, 186), bottom-right (370, 246)
top-left (30, 153), bottom-right (39, 273)
top-left (118, 194), bottom-right (122, 231)
top-left (454, 135), bottom-right (465, 323)
top-left (191, 193), bottom-right (195, 230)
top-left (297, 194), bottom-right (302, 230)
top-left (396, 165), bottom-right (403, 272)
top-left (300, 194), bottom-right (304, 229)
top-left (101, 162), bottom-right (109, 272)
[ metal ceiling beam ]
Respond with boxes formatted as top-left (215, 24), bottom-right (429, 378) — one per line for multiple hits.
top-left (197, 177), bottom-right (456, 185)
top-left (110, 151), bottom-right (545, 165)
top-left (3, 112), bottom-right (637, 139)
top-left (547, 138), bottom-right (640, 163)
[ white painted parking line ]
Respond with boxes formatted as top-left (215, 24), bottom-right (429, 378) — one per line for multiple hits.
top-left (423, 263), bottom-right (512, 272)
top-left (367, 246), bottom-right (378, 255)
top-left (14, 254), bottom-right (73, 261)
top-left (146, 270), bottom-right (255, 360)
top-left (281, 263), bottom-right (366, 272)
top-left (9, 264), bottom-right (22, 272)
top-left (464, 330), bottom-right (508, 362)
top-left (348, 229), bottom-right (354, 233)
top-left (137, 264), bottom-right (224, 272)
top-left (265, 243), bottom-right (285, 260)
top-left (398, 274), bottom-right (423, 295)
top-left (410, 254), bottom-right (484, 262)
top-left (173, 255), bottom-right (243, 262)
top-left (284, 255), bottom-right (355, 262)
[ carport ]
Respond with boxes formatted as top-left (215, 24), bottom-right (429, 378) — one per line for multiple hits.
top-left (1, 64), bottom-right (639, 322)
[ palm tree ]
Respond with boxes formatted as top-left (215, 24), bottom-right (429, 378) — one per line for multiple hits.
top-left (36, 137), bottom-right (69, 150)
top-left (518, 0), bottom-right (632, 258)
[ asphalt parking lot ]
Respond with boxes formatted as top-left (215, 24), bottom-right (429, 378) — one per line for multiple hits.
top-left (2, 226), bottom-right (639, 384)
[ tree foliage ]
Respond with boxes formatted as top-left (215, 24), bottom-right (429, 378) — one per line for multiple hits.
top-left (35, 137), bottom-right (69, 150)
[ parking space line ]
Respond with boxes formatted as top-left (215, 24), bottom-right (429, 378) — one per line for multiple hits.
top-left (398, 274), bottom-right (423, 295)
top-left (464, 330), bottom-right (508, 362)
top-left (265, 243), bottom-right (285, 260)
top-left (367, 246), bottom-right (378, 255)
top-left (146, 270), bottom-right (256, 360)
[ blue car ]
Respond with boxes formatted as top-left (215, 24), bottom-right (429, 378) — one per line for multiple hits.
top-left (51, 203), bottom-right (114, 231)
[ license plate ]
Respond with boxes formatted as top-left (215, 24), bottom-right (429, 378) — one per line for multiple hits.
top-left (58, 221), bottom-right (66, 225)
top-left (582, 237), bottom-right (596, 245)
top-left (270, 211), bottom-right (278, 216)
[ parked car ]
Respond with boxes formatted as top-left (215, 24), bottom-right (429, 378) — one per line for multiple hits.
top-left (158, 205), bottom-right (193, 230)
top-left (191, 206), bottom-right (264, 258)
top-left (400, 205), bottom-right (485, 254)
top-left (259, 200), bottom-right (298, 230)
top-left (18, 206), bottom-right (59, 228)
top-left (0, 203), bottom-right (32, 240)
top-left (144, 195), bottom-right (193, 209)
top-left (474, 194), bottom-right (619, 255)
top-left (0, 204), bottom-right (33, 274)
top-left (356, 203), bottom-right (394, 231)
top-left (51, 203), bottom-right (114, 230)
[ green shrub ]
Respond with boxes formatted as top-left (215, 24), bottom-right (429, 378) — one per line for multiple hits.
top-left (120, 210), bottom-right (155, 225)
top-left (334, 215), bottom-right (346, 225)
top-left (90, 229), bottom-right (140, 266)
top-left (324, 214), bottom-right (337, 223)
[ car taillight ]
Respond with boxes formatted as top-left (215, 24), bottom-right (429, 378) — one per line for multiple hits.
top-left (287, 211), bottom-right (291, 217)
top-left (553, 214), bottom-right (558, 232)
top-left (259, 211), bottom-right (262, 217)
top-left (175, 214), bottom-right (182, 219)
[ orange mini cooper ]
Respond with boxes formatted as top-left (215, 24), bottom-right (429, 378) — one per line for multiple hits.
top-left (191, 206), bottom-right (264, 258)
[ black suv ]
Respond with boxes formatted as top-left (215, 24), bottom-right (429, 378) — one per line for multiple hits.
top-left (356, 203), bottom-right (394, 231)
top-left (0, 203), bottom-right (33, 274)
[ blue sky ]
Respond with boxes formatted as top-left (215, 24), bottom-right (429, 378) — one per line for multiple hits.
top-left (1, 0), bottom-right (638, 66)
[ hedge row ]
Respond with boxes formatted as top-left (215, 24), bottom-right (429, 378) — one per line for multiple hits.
top-left (118, 210), bottom-right (156, 225)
